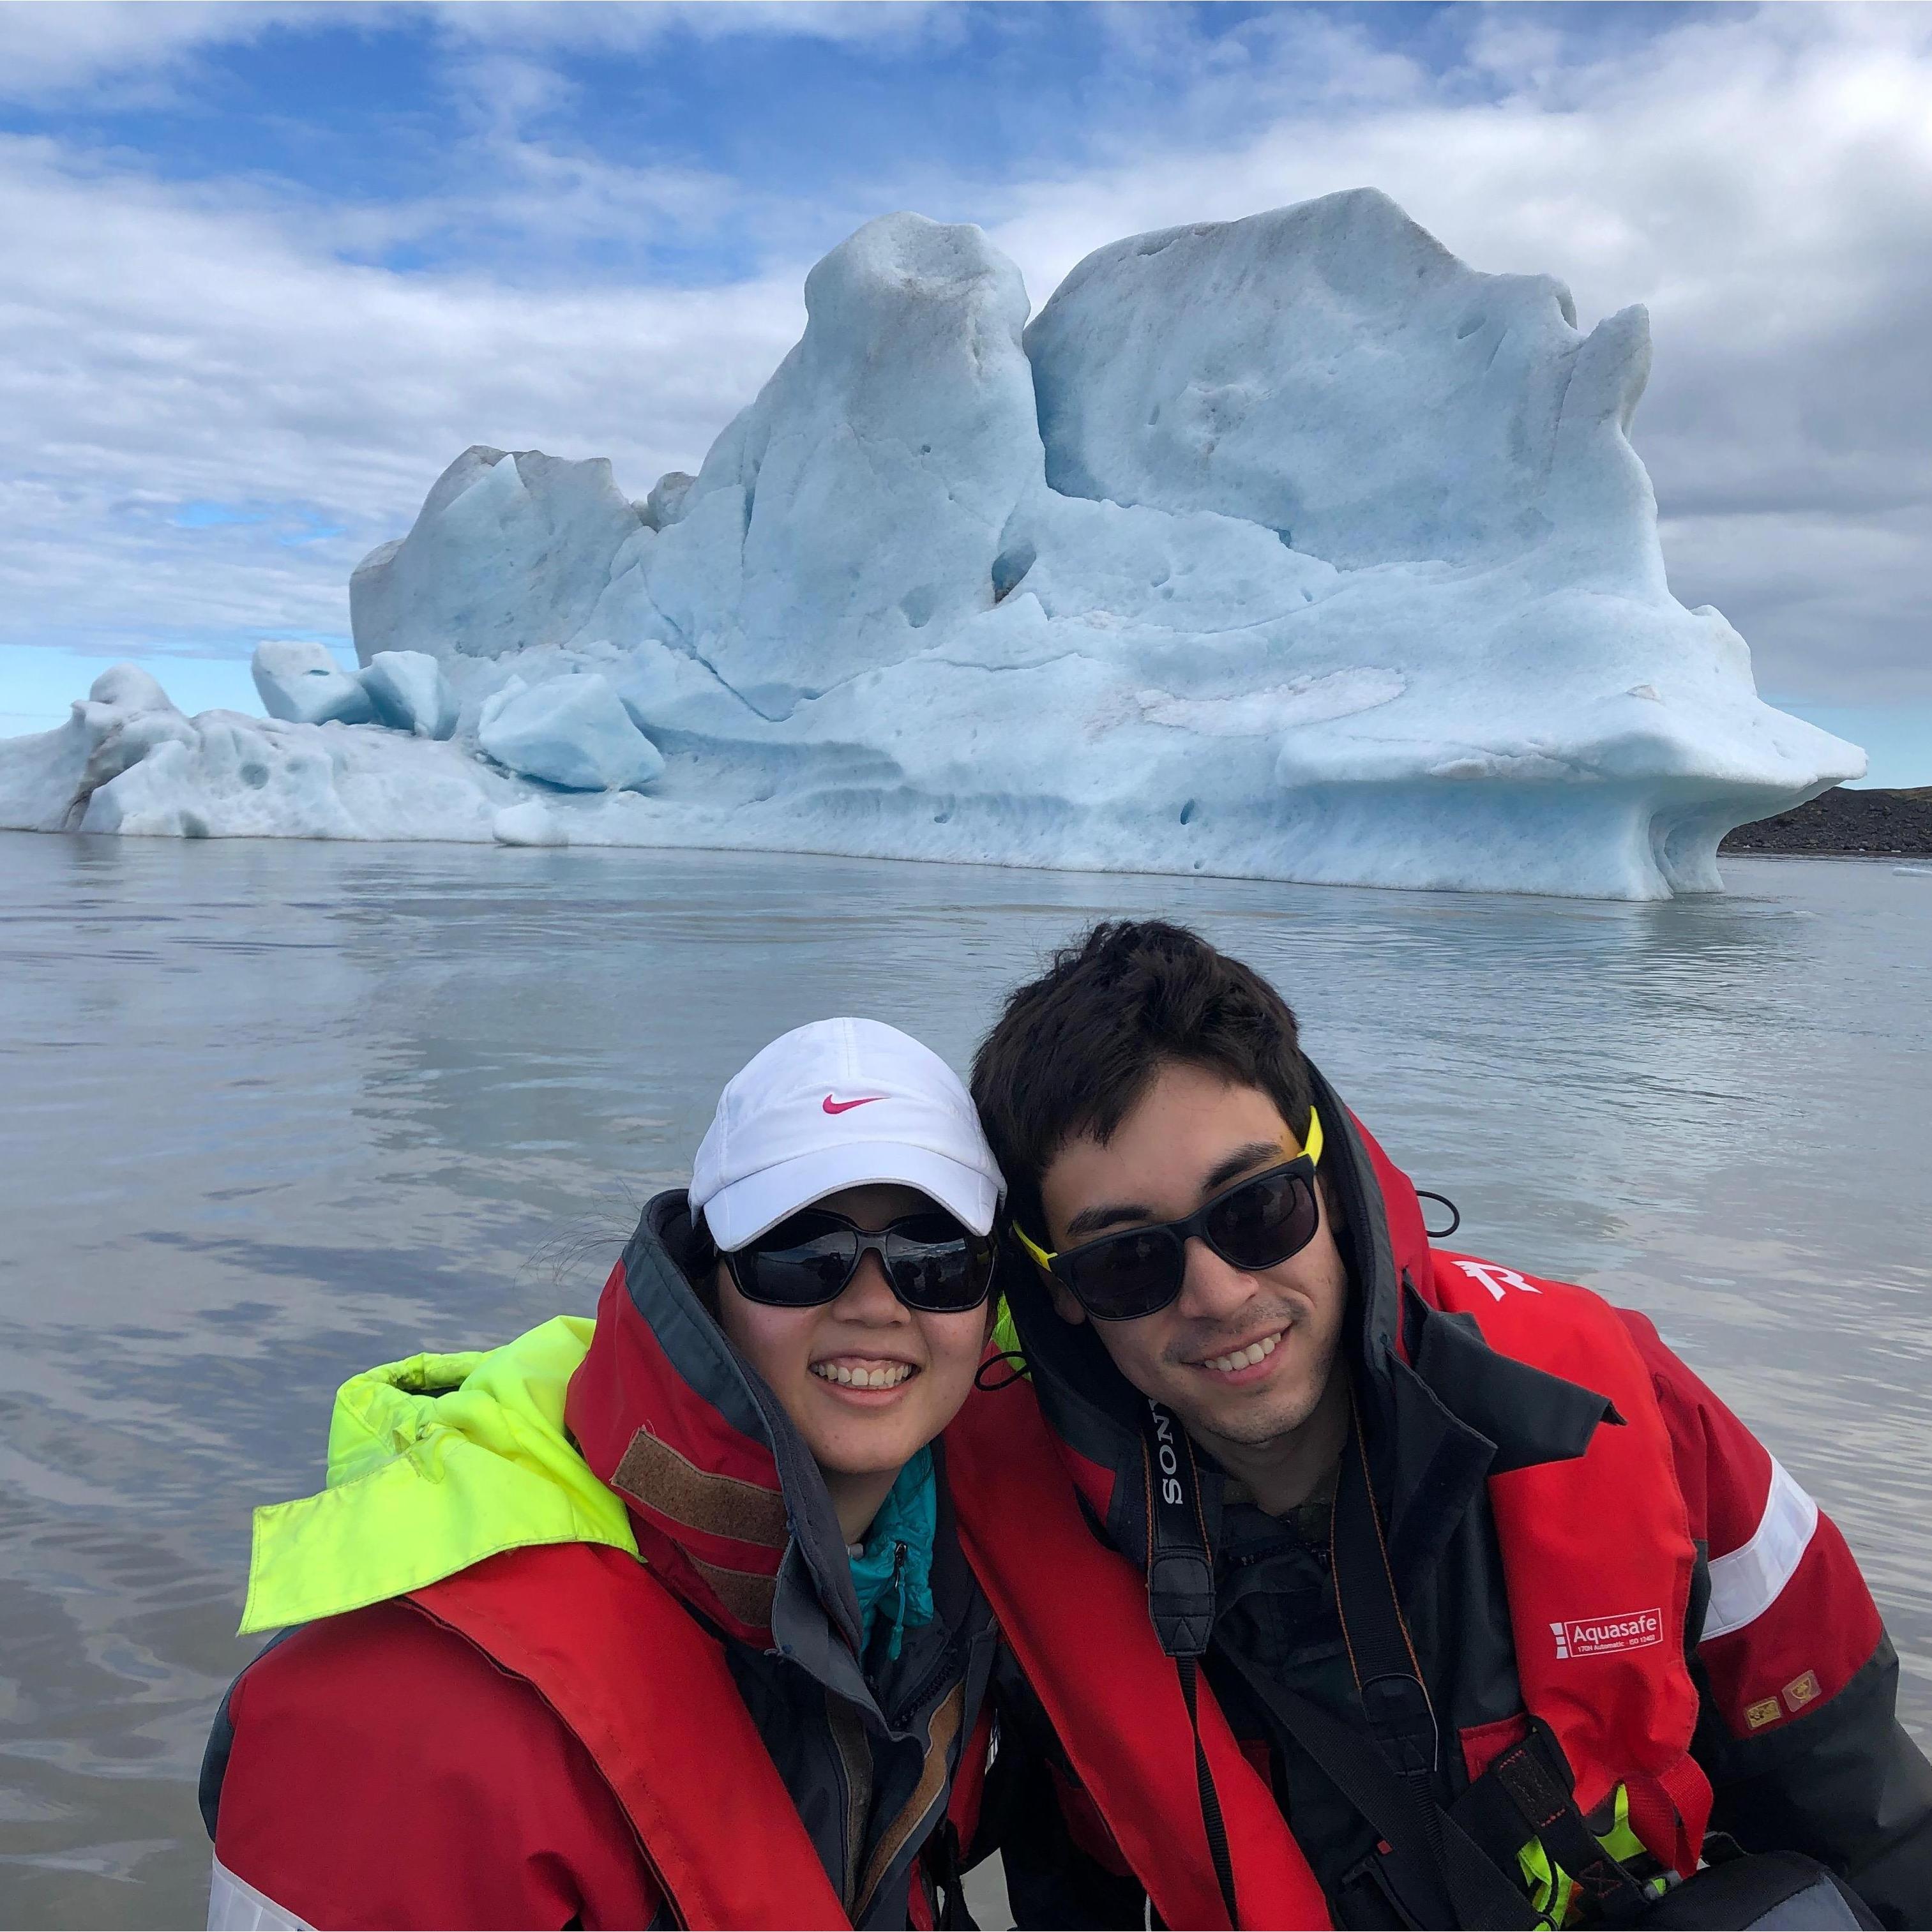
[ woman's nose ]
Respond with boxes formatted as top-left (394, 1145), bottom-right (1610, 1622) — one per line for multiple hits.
top-left (835, 1250), bottom-right (907, 1321)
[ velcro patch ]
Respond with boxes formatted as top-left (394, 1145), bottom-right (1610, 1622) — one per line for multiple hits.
top-left (613, 1425), bottom-right (790, 1549)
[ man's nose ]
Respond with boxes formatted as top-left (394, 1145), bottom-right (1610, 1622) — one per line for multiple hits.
top-left (1175, 1235), bottom-right (1257, 1320)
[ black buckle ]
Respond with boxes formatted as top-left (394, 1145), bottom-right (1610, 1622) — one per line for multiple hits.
top-left (1359, 1670), bottom-right (1440, 1779)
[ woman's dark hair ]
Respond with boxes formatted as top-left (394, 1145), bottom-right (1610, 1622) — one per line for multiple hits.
top-left (684, 1209), bottom-right (723, 1315)
top-left (970, 919), bottom-right (1314, 1243)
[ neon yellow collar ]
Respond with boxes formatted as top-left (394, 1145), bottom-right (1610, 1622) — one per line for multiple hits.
top-left (240, 1316), bottom-right (635, 1636)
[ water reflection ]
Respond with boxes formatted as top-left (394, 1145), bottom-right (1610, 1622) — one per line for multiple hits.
top-left (1, 833), bottom-right (1926, 1928)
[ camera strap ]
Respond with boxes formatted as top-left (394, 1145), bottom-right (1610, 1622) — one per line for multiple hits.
top-left (1140, 1398), bottom-right (1239, 1928)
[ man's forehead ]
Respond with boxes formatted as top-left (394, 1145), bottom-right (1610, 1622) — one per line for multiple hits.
top-left (1045, 1068), bottom-right (1290, 1200)
top-left (1091, 1065), bottom-right (1286, 1149)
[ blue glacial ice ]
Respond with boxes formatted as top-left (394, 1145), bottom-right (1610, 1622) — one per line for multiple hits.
top-left (476, 673), bottom-right (664, 792)
top-left (0, 190), bottom-right (1864, 896)
top-left (361, 650), bottom-right (458, 740)
top-left (252, 639), bottom-right (375, 728)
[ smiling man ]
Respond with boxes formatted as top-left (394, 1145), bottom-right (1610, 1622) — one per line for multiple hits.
top-left (958, 919), bottom-right (1931, 1930)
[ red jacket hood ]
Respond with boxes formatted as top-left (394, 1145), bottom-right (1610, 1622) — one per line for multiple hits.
top-left (566, 1192), bottom-right (862, 1650)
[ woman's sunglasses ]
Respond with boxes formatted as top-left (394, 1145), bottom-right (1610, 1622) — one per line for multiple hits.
top-left (725, 1207), bottom-right (997, 1314)
top-left (1012, 1106), bottom-right (1325, 1322)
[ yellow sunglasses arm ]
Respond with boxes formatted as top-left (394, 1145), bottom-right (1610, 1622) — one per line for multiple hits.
top-left (1303, 1105), bottom-right (1324, 1167)
top-left (1013, 1225), bottom-right (1057, 1271)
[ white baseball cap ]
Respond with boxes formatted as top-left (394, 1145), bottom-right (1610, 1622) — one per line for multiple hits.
top-left (691, 1018), bottom-right (1005, 1251)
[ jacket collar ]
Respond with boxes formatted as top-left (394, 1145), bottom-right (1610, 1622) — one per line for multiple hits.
top-left (1005, 1060), bottom-right (1615, 1590)
top-left (566, 1191), bottom-right (990, 1733)
top-left (566, 1192), bottom-right (867, 1650)
top-left (239, 1317), bottom-right (635, 1637)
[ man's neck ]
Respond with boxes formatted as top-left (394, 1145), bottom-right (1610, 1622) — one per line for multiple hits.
top-left (1195, 1364), bottom-right (1351, 1518)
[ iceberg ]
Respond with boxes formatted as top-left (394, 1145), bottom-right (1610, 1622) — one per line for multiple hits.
top-left (492, 799), bottom-right (570, 847)
top-left (252, 640), bottom-right (375, 728)
top-left (0, 190), bottom-right (1863, 897)
top-left (362, 650), bottom-right (458, 740)
top-left (476, 673), bottom-right (665, 792)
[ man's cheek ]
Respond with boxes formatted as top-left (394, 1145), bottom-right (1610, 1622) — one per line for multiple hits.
top-left (1095, 1322), bottom-right (1163, 1393)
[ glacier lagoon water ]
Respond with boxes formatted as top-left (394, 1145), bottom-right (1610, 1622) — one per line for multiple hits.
top-left (1, 830), bottom-right (1928, 1929)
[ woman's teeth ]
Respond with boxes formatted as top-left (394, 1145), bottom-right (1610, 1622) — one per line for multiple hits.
top-left (811, 1361), bottom-right (917, 1390)
top-left (1201, 1331), bottom-right (1283, 1375)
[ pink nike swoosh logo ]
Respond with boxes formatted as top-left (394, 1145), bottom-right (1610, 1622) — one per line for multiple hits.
top-left (822, 1094), bottom-right (886, 1115)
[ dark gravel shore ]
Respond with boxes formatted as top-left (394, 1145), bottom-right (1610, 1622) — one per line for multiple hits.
top-left (1722, 786), bottom-right (1932, 856)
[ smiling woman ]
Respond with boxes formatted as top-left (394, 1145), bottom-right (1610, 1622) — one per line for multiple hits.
top-left (202, 1015), bottom-right (1015, 1930)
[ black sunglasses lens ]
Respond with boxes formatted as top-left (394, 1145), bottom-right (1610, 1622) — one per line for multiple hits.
top-left (733, 1213), bottom-right (859, 1306)
top-left (1060, 1167), bottom-right (1318, 1320)
top-left (1205, 1167), bottom-right (1319, 1269)
top-left (886, 1214), bottom-right (993, 1312)
top-left (733, 1211), bottom-right (992, 1312)
top-left (1064, 1228), bottom-right (1184, 1321)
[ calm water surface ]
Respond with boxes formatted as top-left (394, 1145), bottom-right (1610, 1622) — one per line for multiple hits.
top-left (2, 832), bottom-right (1928, 1929)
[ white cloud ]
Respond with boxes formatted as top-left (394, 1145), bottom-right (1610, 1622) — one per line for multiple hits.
top-left (0, 2), bottom-right (327, 105)
top-left (426, 1), bottom-right (949, 55)
top-left (0, 132), bottom-right (806, 654)
top-left (0, 1), bottom-right (1927, 722)
top-left (979, 4), bottom-right (1932, 702)
top-left (0, 0), bottom-right (935, 107)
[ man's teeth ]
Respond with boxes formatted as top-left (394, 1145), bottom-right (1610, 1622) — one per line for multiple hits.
top-left (1201, 1331), bottom-right (1283, 1375)
top-left (811, 1361), bottom-right (917, 1390)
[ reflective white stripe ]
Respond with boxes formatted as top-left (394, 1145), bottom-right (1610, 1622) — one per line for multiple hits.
top-left (208, 1855), bottom-right (311, 1932)
top-left (1700, 1455), bottom-right (1819, 1643)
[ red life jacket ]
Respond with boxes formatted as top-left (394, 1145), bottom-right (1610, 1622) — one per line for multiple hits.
top-left (380, 1204), bottom-right (997, 1932)
top-left (405, 1541), bottom-right (851, 1929)
top-left (404, 1541), bottom-right (990, 1931)
top-left (945, 1128), bottom-right (1713, 1928)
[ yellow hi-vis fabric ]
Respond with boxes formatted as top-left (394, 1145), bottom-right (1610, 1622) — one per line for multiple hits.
top-left (240, 1317), bottom-right (632, 1636)
top-left (1516, 1786), bottom-right (1667, 1926)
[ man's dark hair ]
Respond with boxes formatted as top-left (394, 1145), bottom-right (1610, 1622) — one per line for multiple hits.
top-left (971, 919), bottom-right (1315, 1242)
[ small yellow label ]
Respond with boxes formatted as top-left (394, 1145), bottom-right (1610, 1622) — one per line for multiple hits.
top-left (1745, 1696), bottom-right (1782, 1730)
top-left (1783, 1670), bottom-right (1822, 1712)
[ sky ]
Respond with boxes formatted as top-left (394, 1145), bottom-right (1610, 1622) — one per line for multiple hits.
top-left (1, 1), bottom-right (1928, 783)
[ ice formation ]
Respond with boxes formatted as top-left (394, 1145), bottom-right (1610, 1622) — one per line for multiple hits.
top-left (362, 651), bottom-right (458, 739)
top-left (492, 799), bottom-right (569, 847)
top-left (0, 190), bottom-right (1863, 896)
top-left (476, 673), bottom-right (664, 791)
top-left (252, 640), bottom-right (375, 727)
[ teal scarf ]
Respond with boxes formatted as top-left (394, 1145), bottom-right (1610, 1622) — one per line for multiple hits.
top-left (847, 1447), bottom-right (937, 1663)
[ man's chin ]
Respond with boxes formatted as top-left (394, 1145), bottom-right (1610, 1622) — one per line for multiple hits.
top-left (1169, 1378), bottom-right (1322, 1452)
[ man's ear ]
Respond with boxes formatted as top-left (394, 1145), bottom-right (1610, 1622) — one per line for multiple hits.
top-left (1045, 1272), bottom-right (1087, 1327)
top-left (1317, 1172), bottom-right (1345, 1234)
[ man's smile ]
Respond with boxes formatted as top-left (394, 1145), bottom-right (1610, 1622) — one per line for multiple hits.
top-left (1191, 1325), bottom-right (1288, 1377)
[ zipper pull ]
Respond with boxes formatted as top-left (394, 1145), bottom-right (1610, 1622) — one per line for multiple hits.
top-left (887, 1541), bottom-right (910, 1662)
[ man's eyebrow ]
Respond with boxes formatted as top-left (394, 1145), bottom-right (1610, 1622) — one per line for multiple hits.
top-left (1061, 1142), bottom-right (1285, 1244)
top-left (1200, 1142), bottom-right (1287, 1196)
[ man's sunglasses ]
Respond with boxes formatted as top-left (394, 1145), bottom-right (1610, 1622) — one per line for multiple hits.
top-left (725, 1207), bottom-right (997, 1314)
top-left (1013, 1107), bottom-right (1325, 1322)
